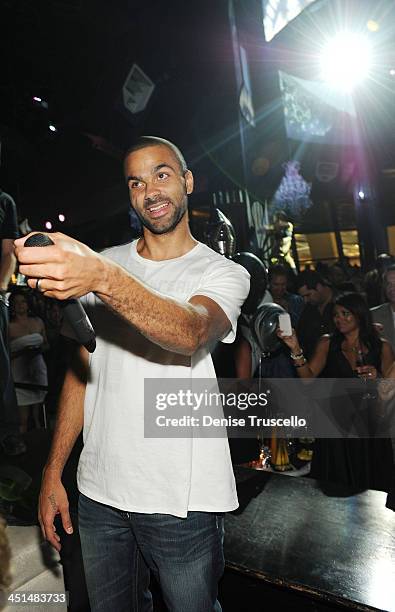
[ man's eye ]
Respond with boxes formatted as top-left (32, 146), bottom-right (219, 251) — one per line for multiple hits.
top-left (157, 172), bottom-right (169, 180)
top-left (130, 181), bottom-right (143, 189)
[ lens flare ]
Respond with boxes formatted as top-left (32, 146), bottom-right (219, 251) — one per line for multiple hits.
top-left (320, 32), bottom-right (372, 91)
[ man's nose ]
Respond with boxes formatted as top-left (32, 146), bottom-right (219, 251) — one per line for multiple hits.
top-left (145, 181), bottom-right (161, 200)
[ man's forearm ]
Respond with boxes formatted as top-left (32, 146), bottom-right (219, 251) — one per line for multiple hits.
top-left (95, 259), bottom-right (209, 355)
top-left (15, 234), bottom-right (231, 354)
top-left (44, 348), bottom-right (88, 477)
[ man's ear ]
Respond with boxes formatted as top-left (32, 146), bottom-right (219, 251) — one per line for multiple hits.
top-left (184, 170), bottom-right (194, 195)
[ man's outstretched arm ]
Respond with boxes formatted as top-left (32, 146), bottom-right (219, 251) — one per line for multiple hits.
top-left (15, 233), bottom-right (248, 355)
top-left (39, 345), bottom-right (88, 551)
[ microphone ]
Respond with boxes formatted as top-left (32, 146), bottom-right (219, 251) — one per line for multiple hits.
top-left (24, 233), bottom-right (96, 353)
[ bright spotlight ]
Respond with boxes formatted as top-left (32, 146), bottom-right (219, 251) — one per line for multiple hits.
top-left (45, 221), bottom-right (52, 230)
top-left (58, 214), bottom-right (65, 222)
top-left (48, 124), bottom-right (57, 132)
top-left (358, 190), bottom-right (365, 200)
top-left (320, 32), bottom-right (372, 91)
top-left (366, 20), bottom-right (379, 33)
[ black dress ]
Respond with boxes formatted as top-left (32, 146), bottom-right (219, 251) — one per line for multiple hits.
top-left (310, 336), bottom-right (394, 492)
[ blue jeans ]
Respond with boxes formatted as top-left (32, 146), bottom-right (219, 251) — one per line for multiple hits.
top-left (78, 494), bottom-right (224, 612)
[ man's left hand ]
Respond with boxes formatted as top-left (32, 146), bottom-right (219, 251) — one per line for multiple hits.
top-left (14, 232), bottom-right (104, 299)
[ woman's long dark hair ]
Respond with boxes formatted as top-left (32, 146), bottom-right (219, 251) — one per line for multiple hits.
top-left (332, 292), bottom-right (382, 365)
top-left (8, 289), bottom-right (33, 321)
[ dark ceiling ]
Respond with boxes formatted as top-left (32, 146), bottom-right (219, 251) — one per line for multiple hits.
top-left (0, 0), bottom-right (240, 233)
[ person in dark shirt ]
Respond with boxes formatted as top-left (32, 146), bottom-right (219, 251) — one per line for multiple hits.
top-left (296, 270), bottom-right (336, 359)
top-left (0, 188), bottom-right (26, 455)
top-left (268, 264), bottom-right (304, 327)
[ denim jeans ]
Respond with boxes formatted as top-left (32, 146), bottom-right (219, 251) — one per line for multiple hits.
top-left (78, 493), bottom-right (224, 612)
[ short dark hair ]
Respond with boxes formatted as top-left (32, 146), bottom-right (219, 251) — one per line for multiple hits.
top-left (124, 136), bottom-right (188, 174)
top-left (268, 264), bottom-right (288, 282)
top-left (8, 289), bottom-right (33, 320)
top-left (382, 264), bottom-right (395, 284)
top-left (296, 270), bottom-right (330, 291)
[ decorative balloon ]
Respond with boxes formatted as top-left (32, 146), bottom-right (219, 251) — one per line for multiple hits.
top-left (231, 252), bottom-right (268, 315)
top-left (251, 303), bottom-right (286, 354)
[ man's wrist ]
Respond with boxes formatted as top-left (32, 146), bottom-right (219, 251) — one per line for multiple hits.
top-left (92, 253), bottom-right (112, 295)
top-left (43, 464), bottom-right (63, 479)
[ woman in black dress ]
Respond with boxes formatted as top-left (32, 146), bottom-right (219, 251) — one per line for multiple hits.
top-left (278, 292), bottom-right (395, 492)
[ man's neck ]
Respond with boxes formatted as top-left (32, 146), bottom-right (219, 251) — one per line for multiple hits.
top-left (137, 224), bottom-right (197, 261)
top-left (390, 302), bottom-right (395, 313)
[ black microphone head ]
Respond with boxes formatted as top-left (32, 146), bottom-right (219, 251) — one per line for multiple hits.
top-left (24, 233), bottom-right (55, 247)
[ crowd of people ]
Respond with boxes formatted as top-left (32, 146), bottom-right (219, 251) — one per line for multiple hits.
top-left (233, 259), bottom-right (395, 497)
top-left (10, 256), bottom-right (393, 448)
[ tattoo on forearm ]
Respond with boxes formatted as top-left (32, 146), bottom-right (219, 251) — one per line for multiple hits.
top-left (48, 494), bottom-right (57, 511)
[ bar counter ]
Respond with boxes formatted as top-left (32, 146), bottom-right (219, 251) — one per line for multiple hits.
top-left (224, 468), bottom-right (395, 611)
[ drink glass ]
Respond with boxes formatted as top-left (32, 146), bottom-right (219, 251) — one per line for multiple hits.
top-left (354, 351), bottom-right (375, 400)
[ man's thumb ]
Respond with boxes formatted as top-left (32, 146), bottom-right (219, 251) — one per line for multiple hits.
top-left (61, 510), bottom-right (73, 535)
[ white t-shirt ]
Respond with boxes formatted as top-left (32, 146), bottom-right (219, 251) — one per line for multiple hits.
top-left (77, 240), bottom-right (250, 517)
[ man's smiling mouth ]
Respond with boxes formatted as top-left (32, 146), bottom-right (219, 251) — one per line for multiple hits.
top-left (146, 201), bottom-right (171, 217)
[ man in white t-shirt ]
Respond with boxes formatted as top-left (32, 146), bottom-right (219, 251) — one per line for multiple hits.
top-left (15, 137), bottom-right (250, 611)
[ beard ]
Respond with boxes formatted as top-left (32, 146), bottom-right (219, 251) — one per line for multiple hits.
top-left (134, 197), bottom-right (188, 235)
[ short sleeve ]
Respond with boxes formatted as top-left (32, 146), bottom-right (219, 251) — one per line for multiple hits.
top-left (189, 258), bottom-right (250, 344)
top-left (0, 193), bottom-right (19, 239)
